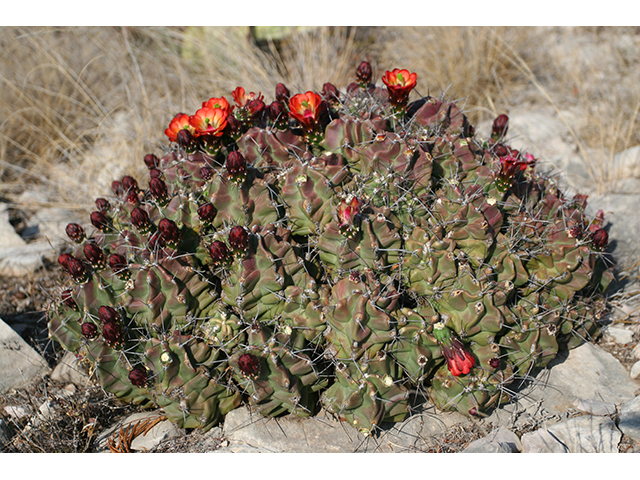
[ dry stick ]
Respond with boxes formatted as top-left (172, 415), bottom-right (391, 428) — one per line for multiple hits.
top-left (488, 29), bottom-right (602, 192)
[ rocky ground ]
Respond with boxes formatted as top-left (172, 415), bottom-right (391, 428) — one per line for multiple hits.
top-left (2, 106), bottom-right (640, 453)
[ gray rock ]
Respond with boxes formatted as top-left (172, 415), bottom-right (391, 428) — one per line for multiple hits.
top-left (521, 428), bottom-right (569, 453)
top-left (574, 399), bottom-right (617, 416)
top-left (523, 342), bottom-right (640, 415)
top-left (0, 317), bottom-right (50, 394)
top-left (631, 360), bottom-right (640, 380)
top-left (462, 427), bottom-right (521, 453)
top-left (50, 351), bottom-right (91, 387)
top-left (618, 395), bottom-right (640, 443)
top-left (547, 415), bottom-right (621, 453)
top-left (604, 326), bottom-right (635, 345)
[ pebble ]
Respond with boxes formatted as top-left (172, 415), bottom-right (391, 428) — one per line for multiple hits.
top-left (631, 360), bottom-right (640, 380)
top-left (50, 351), bottom-right (91, 387)
top-left (605, 326), bottom-right (635, 345)
top-left (573, 399), bottom-right (617, 416)
top-left (462, 428), bottom-right (521, 453)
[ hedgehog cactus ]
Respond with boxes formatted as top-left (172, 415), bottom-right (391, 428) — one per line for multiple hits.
top-left (48, 61), bottom-right (613, 435)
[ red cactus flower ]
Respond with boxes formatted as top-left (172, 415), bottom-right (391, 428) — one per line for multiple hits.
top-left (102, 321), bottom-right (123, 347)
top-left (128, 365), bottom-right (147, 388)
top-left (232, 86), bottom-right (264, 108)
top-left (495, 154), bottom-right (535, 192)
top-left (165, 113), bottom-right (195, 142)
top-left (98, 305), bottom-right (119, 324)
top-left (197, 203), bottom-right (217, 224)
top-left (83, 242), bottom-right (105, 267)
top-left (491, 114), bottom-right (510, 141)
top-left (228, 226), bottom-right (250, 253)
top-left (189, 107), bottom-right (228, 137)
top-left (90, 210), bottom-right (110, 231)
top-left (202, 96), bottom-right (233, 115)
top-left (208, 240), bottom-right (230, 265)
top-left (289, 91), bottom-right (323, 132)
top-left (356, 61), bottom-right (372, 86)
top-left (237, 353), bottom-right (261, 376)
top-left (433, 322), bottom-right (475, 376)
top-left (81, 322), bottom-right (98, 340)
top-left (65, 223), bottom-right (85, 243)
top-left (381, 68), bottom-right (418, 108)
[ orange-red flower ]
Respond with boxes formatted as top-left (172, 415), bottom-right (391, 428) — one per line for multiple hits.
top-left (381, 68), bottom-right (418, 107)
top-left (433, 322), bottom-right (475, 376)
top-left (165, 113), bottom-right (195, 142)
top-left (337, 195), bottom-right (362, 238)
top-left (202, 96), bottom-right (233, 115)
top-left (189, 107), bottom-right (228, 137)
top-left (232, 86), bottom-right (264, 108)
top-left (288, 91), bottom-right (323, 131)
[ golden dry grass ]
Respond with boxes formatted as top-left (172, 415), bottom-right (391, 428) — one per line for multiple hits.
top-left (1, 26), bottom-right (639, 205)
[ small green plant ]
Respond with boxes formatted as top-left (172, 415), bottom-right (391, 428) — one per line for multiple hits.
top-left (48, 62), bottom-right (613, 435)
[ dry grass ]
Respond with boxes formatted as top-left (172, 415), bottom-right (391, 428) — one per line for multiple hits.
top-left (1, 26), bottom-right (639, 204)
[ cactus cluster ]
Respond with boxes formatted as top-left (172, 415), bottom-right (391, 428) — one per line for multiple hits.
top-left (48, 62), bottom-right (613, 435)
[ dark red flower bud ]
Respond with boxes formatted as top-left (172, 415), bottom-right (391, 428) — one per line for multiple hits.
top-left (147, 231), bottom-right (166, 251)
top-left (125, 190), bottom-right (139, 205)
top-left (129, 365), bottom-right (147, 387)
top-left (98, 305), bottom-right (119, 324)
top-left (81, 322), bottom-right (98, 340)
top-left (200, 166), bottom-right (214, 181)
top-left (59, 254), bottom-right (87, 282)
top-left (176, 129), bottom-right (195, 150)
top-left (228, 226), bottom-right (249, 253)
top-left (356, 61), bottom-right (372, 86)
top-left (149, 168), bottom-right (163, 179)
top-left (158, 218), bottom-right (180, 245)
top-left (112, 180), bottom-right (124, 196)
top-left (83, 242), bottom-right (105, 267)
top-left (268, 101), bottom-right (287, 127)
top-left (90, 210), bottom-right (109, 231)
top-left (58, 253), bottom-right (72, 270)
top-left (65, 223), bottom-right (85, 243)
top-left (197, 203), bottom-right (217, 224)
top-left (489, 357), bottom-right (500, 369)
top-left (149, 177), bottom-right (169, 203)
top-left (94, 198), bottom-right (110, 214)
top-left (592, 228), bottom-right (609, 250)
top-left (223, 115), bottom-right (242, 139)
top-left (275, 83), bottom-right (291, 104)
top-left (108, 253), bottom-right (128, 278)
top-left (568, 224), bottom-right (583, 239)
top-left (102, 321), bottom-right (123, 346)
top-left (226, 151), bottom-right (247, 182)
top-left (491, 114), bottom-right (509, 141)
top-left (61, 289), bottom-right (77, 309)
top-left (121, 175), bottom-right (139, 194)
top-left (238, 353), bottom-right (260, 376)
top-left (130, 207), bottom-right (152, 232)
top-left (208, 240), bottom-right (230, 265)
top-left (246, 99), bottom-right (266, 120)
top-left (321, 82), bottom-right (340, 102)
top-left (143, 153), bottom-right (159, 170)
top-left (346, 82), bottom-right (359, 95)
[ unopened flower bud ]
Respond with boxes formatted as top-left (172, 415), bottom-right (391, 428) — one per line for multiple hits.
top-left (356, 61), bottom-right (372, 86)
top-left (246, 98), bottom-right (266, 121)
top-left (197, 203), bottom-right (217, 224)
top-left (61, 289), bottom-right (77, 309)
top-left (592, 228), bottom-right (609, 249)
top-left (238, 353), bottom-right (260, 376)
top-left (321, 82), bottom-right (340, 102)
top-left (208, 240), bottom-right (230, 265)
top-left (81, 322), bottom-right (98, 340)
top-left (228, 225), bottom-right (249, 253)
top-left (129, 365), bottom-right (147, 387)
top-left (130, 207), bottom-right (152, 233)
top-left (108, 253), bottom-right (128, 278)
top-left (226, 150), bottom-right (247, 182)
top-left (149, 177), bottom-right (169, 203)
top-left (65, 223), bottom-right (85, 243)
top-left (143, 154), bottom-right (159, 170)
top-left (200, 166), bottom-right (214, 181)
top-left (95, 198), bottom-right (111, 212)
top-left (491, 114), bottom-right (509, 141)
top-left (158, 218), bottom-right (180, 245)
top-left (90, 211), bottom-right (110, 231)
top-left (111, 180), bottom-right (124, 196)
top-left (99, 305), bottom-right (120, 325)
top-left (102, 321), bottom-right (123, 347)
top-left (83, 242), bottom-right (105, 268)
top-left (176, 129), bottom-right (195, 150)
top-left (275, 83), bottom-right (290, 104)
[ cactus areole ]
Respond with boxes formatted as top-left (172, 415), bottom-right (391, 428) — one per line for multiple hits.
top-left (48, 62), bottom-right (613, 435)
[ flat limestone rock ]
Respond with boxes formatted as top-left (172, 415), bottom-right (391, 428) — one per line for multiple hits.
top-left (547, 415), bottom-right (621, 453)
top-left (462, 427), bottom-right (522, 453)
top-left (618, 395), bottom-right (640, 443)
top-left (0, 317), bottom-right (50, 394)
top-left (521, 428), bottom-right (570, 453)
